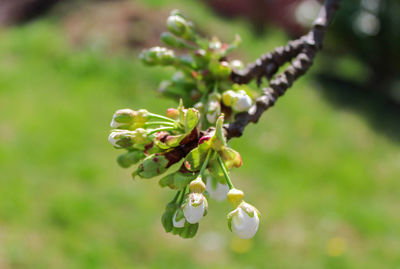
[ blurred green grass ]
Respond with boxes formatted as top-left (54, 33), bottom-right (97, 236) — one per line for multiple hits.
top-left (1, 1), bottom-right (400, 268)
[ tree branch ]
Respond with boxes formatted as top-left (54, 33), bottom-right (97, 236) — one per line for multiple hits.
top-left (226, 0), bottom-right (340, 139)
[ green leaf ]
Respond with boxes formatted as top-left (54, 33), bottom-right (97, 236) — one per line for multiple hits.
top-left (184, 108), bottom-right (199, 133)
top-left (134, 154), bottom-right (169, 179)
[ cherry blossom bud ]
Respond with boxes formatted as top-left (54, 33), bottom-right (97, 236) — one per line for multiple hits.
top-left (183, 193), bottom-right (208, 224)
top-left (232, 90), bottom-right (252, 112)
top-left (140, 47), bottom-right (176, 66)
top-left (227, 188), bottom-right (244, 207)
top-left (206, 176), bottom-right (229, 201)
top-left (206, 92), bottom-right (221, 124)
top-left (110, 108), bottom-right (136, 129)
top-left (189, 176), bottom-right (206, 193)
top-left (166, 14), bottom-right (192, 40)
top-left (229, 59), bottom-right (244, 70)
top-left (108, 130), bottom-right (134, 148)
top-left (209, 60), bottom-right (231, 78)
top-left (166, 108), bottom-right (179, 119)
top-left (227, 202), bottom-right (260, 239)
top-left (222, 90), bottom-right (237, 107)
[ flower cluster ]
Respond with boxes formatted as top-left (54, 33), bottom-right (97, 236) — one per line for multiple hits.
top-left (109, 10), bottom-right (261, 239)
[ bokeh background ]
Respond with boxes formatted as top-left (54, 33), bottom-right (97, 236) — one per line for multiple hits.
top-left (1, 0), bottom-right (400, 268)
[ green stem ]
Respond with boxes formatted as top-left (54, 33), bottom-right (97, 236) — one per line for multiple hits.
top-left (171, 191), bottom-right (181, 204)
top-left (178, 186), bottom-right (187, 205)
top-left (148, 113), bottom-right (176, 123)
top-left (148, 127), bottom-right (175, 135)
top-left (199, 150), bottom-right (212, 177)
top-left (217, 155), bottom-right (234, 189)
top-left (144, 121), bottom-right (175, 127)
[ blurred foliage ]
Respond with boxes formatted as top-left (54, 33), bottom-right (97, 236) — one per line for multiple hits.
top-left (321, 0), bottom-right (400, 104)
top-left (0, 0), bottom-right (400, 268)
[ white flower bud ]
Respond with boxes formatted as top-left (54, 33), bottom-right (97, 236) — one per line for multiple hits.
top-left (206, 176), bottom-right (229, 202)
top-left (173, 210), bottom-right (185, 228)
top-left (183, 193), bottom-right (207, 224)
top-left (228, 202), bottom-right (260, 239)
top-left (232, 90), bottom-right (252, 112)
top-left (110, 108), bottom-right (135, 128)
top-left (108, 130), bottom-right (133, 148)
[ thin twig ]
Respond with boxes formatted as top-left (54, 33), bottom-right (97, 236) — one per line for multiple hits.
top-left (226, 0), bottom-right (340, 139)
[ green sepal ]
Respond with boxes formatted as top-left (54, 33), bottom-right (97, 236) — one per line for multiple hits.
top-left (210, 115), bottom-right (227, 151)
top-left (227, 210), bottom-right (236, 232)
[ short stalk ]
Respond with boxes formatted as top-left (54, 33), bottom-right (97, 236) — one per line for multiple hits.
top-left (148, 113), bottom-right (176, 123)
top-left (199, 150), bottom-right (212, 177)
top-left (217, 155), bottom-right (234, 189)
top-left (144, 121), bottom-right (176, 127)
top-left (148, 127), bottom-right (175, 135)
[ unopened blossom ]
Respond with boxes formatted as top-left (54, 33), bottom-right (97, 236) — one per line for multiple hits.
top-left (228, 202), bottom-right (260, 239)
top-left (206, 176), bottom-right (229, 201)
top-left (183, 192), bottom-right (208, 224)
top-left (232, 90), bottom-right (252, 112)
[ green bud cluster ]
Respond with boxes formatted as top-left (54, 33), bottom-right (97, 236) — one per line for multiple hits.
top-left (110, 10), bottom-right (262, 239)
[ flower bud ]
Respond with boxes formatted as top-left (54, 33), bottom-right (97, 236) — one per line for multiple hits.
top-left (110, 108), bottom-right (135, 129)
top-left (166, 15), bottom-right (192, 39)
top-left (232, 90), bottom-right (252, 112)
top-left (161, 32), bottom-right (192, 49)
top-left (206, 176), bottom-right (229, 202)
top-left (227, 202), bottom-right (260, 239)
top-left (183, 193), bottom-right (208, 224)
top-left (227, 188), bottom-right (244, 207)
top-left (206, 99), bottom-right (220, 124)
top-left (230, 59), bottom-right (244, 70)
top-left (166, 108), bottom-right (179, 119)
top-left (140, 47), bottom-right (176, 66)
top-left (173, 208), bottom-right (185, 228)
top-left (189, 176), bottom-right (206, 193)
top-left (222, 90), bottom-right (237, 107)
top-left (132, 128), bottom-right (148, 145)
top-left (209, 60), bottom-right (231, 78)
top-left (108, 130), bottom-right (134, 148)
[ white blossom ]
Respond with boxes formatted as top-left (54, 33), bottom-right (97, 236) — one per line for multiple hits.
top-left (206, 176), bottom-right (229, 202)
top-left (232, 90), bottom-right (252, 112)
top-left (228, 202), bottom-right (260, 239)
top-left (183, 193), bottom-right (207, 224)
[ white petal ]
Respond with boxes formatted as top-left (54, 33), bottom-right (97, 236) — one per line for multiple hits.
top-left (183, 195), bottom-right (205, 224)
top-left (206, 111), bottom-right (217, 124)
top-left (108, 132), bottom-right (121, 147)
top-left (206, 177), bottom-right (229, 202)
top-left (110, 117), bottom-right (124, 128)
top-left (232, 208), bottom-right (259, 239)
top-left (232, 93), bottom-right (252, 112)
top-left (172, 211), bottom-right (185, 228)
